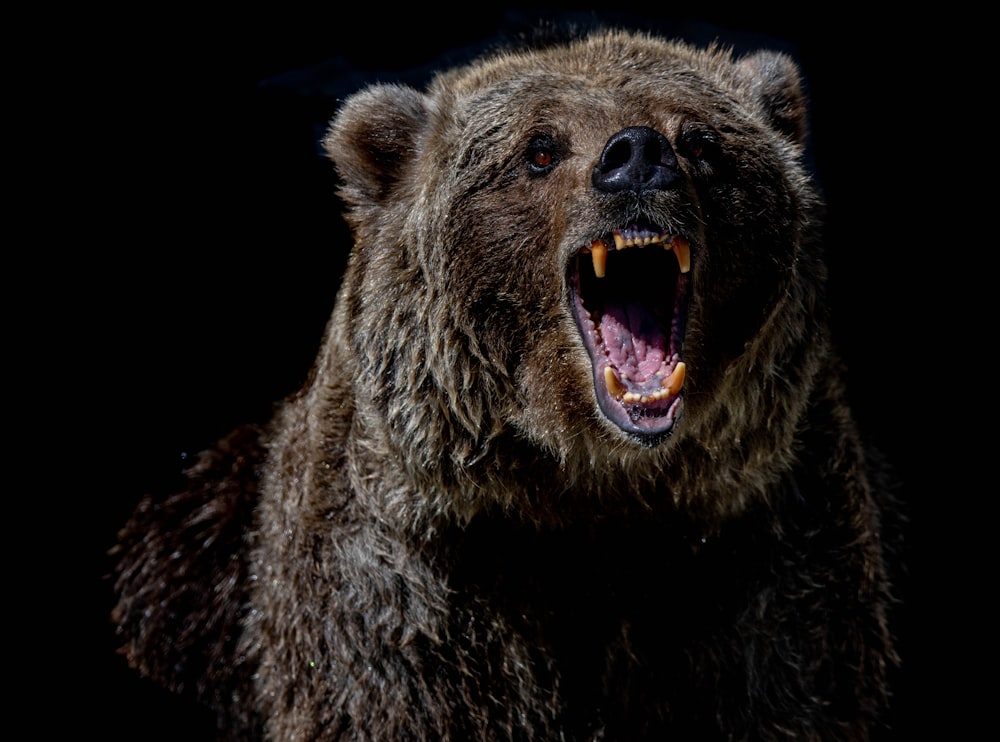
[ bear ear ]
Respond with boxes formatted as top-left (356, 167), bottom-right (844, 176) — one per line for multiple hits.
top-left (323, 83), bottom-right (429, 204)
top-left (735, 50), bottom-right (809, 145)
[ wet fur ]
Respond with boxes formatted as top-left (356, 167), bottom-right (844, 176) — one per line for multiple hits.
top-left (112, 29), bottom-right (902, 740)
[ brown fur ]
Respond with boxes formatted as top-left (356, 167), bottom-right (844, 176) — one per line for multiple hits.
top-left (112, 29), bottom-right (901, 740)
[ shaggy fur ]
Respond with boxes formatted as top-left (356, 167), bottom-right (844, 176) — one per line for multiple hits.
top-left (112, 29), bottom-right (902, 740)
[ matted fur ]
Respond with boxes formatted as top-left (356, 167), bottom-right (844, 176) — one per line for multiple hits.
top-left (112, 29), bottom-right (901, 740)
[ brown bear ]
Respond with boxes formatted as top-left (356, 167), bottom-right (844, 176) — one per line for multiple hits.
top-left (111, 27), bottom-right (902, 740)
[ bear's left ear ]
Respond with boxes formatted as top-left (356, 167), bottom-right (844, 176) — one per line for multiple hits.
top-left (323, 83), bottom-right (429, 205)
top-left (734, 51), bottom-right (809, 145)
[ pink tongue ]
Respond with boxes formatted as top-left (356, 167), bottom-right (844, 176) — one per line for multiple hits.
top-left (602, 303), bottom-right (667, 383)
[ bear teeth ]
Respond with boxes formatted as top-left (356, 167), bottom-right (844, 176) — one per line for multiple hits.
top-left (603, 361), bottom-right (686, 402)
top-left (589, 239), bottom-right (608, 277)
top-left (581, 231), bottom-right (690, 277)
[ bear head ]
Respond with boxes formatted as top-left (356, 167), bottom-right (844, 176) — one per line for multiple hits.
top-left (322, 30), bottom-right (825, 521)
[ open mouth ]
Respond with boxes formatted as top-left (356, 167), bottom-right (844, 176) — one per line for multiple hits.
top-left (569, 224), bottom-right (690, 444)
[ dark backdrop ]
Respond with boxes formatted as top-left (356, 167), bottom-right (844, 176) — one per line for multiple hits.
top-left (49, 5), bottom-right (976, 739)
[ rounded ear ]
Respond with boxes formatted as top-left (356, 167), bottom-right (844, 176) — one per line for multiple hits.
top-left (735, 51), bottom-right (809, 144)
top-left (323, 83), bottom-right (429, 205)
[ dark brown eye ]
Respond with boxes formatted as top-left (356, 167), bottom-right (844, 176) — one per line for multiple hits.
top-left (678, 121), bottom-right (720, 163)
top-left (525, 134), bottom-right (561, 175)
top-left (532, 149), bottom-right (553, 168)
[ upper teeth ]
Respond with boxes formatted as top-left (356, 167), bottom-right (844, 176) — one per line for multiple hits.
top-left (581, 231), bottom-right (691, 277)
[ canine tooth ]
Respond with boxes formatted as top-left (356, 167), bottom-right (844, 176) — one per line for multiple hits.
top-left (660, 362), bottom-right (686, 395)
top-left (670, 236), bottom-right (691, 274)
top-left (591, 239), bottom-right (608, 278)
top-left (604, 366), bottom-right (626, 399)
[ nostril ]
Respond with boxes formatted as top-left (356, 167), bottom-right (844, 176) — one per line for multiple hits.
top-left (600, 138), bottom-right (635, 172)
top-left (592, 126), bottom-right (679, 194)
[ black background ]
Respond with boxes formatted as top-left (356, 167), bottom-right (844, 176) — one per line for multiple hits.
top-left (37, 5), bottom-right (980, 739)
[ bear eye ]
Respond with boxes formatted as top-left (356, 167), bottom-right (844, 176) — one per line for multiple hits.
top-left (525, 134), bottom-right (561, 175)
top-left (532, 149), bottom-right (553, 168)
top-left (678, 121), bottom-right (721, 162)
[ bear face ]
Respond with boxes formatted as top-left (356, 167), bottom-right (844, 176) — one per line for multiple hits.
top-left (323, 31), bottom-right (824, 521)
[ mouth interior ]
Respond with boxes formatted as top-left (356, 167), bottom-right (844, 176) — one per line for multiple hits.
top-left (570, 225), bottom-right (689, 441)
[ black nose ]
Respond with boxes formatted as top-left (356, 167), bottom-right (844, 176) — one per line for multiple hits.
top-left (591, 126), bottom-right (679, 194)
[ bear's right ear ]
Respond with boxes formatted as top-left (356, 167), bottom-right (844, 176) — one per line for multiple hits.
top-left (323, 83), bottom-right (429, 205)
